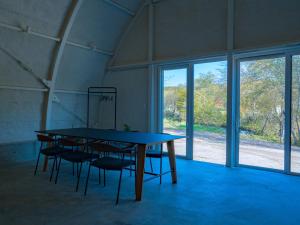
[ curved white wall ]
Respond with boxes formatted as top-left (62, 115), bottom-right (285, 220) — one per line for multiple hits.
top-left (0, 0), bottom-right (142, 143)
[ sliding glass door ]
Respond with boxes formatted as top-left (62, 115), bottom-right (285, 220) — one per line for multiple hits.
top-left (193, 61), bottom-right (227, 164)
top-left (159, 49), bottom-right (300, 175)
top-left (161, 60), bottom-right (227, 160)
top-left (291, 54), bottom-right (300, 173)
top-left (238, 56), bottom-right (285, 170)
top-left (162, 67), bottom-right (188, 157)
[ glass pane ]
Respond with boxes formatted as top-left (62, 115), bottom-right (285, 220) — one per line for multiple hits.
top-left (239, 57), bottom-right (285, 170)
top-left (163, 68), bottom-right (187, 156)
top-left (291, 55), bottom-right (300, 173)
top-left (193, 61), bottom-right (227, 164)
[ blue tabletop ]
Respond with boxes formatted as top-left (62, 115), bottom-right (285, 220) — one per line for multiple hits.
top-left (36, 128), bottom-right (184, 145)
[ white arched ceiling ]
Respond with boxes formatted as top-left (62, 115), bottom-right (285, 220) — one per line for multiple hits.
top-left (56, 0), bottom-right (142, 92)
top-left (50, 0), bottom-right (143, 129)
top-left (0, 0), bottom-right (71, 36)
top-left (0, 0), bottom-right (144, 142)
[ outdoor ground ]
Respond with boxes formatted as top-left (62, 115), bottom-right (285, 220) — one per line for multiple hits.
top-left (165, 129), bottom-right (300, 173)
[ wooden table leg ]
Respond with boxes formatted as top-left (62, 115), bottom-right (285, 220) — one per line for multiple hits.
top-left (135, 144), bottom-right (147, 201)
top-left (167, 140), bottom-right (177, 184)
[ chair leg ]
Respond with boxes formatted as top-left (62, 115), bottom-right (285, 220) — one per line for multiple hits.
top-left (34, 152), bottom-right (41, 175)
top-left (149, 157), bottom-right (153, 173)
top-left (72, 163), bottom-right (75, 176)
top-left (55, 157), bottom-right (62, 184)
top-left (160, 157), bottom-right (163, 184)
top-left (116, 169), bottom-right (123, 205)
top-left (103, 169), bottom-right (106, 187)
top-left (49, 157), bottom-right (56, 182)
top-left (55, 157), bottom-right (58, 170)
top-left (84, 164), bottom-right (91, 195)
top-left (75, 162), bottom-right (83, 192)
top-left (77, 163), bottom-right (79, 177)
top-left (135, 153), bottom-right (137, 180)
top-left (99, 168), bottom-right (101, 184)
top-left (135, 163), bottom-right (137, 187)
top-left (130, 154), bottom-right (132, 177)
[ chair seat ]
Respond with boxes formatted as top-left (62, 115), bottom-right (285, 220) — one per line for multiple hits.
top-left (59, 138), bottom-right (85, 147)
top-left (91, 157), bottom-right (135, 171)
top-left (60, 151), bottom-right (99, 163)
top-left (146, 150), bottom-right (167, 158)
top-left (122, 148), bottom-right (136, 155)
top-left (40, 147), bottom-right (67, 156)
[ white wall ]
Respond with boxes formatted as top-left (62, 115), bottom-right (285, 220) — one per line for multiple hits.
top-left (0, 89), bottom-right (43, 144)
top-left (154, 0), bottom-right (227, 60)
top-left (114, 6), bottom-right (149, 65)
top-left (51, 93), bottom-right (87, 129)
top-left (235, 0), bottom-right (300, 49)
top-left (0, 0), bottom-right (71, 143)
top-left (103, 68), bottom-right (149, 131)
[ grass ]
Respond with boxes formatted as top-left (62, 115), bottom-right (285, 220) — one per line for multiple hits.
top-left (240, 133), bottom-right (280, 143)
top-left (164, 119), bottom-right (225, 134)
top-left (164, 119), bottom-right (281, 144)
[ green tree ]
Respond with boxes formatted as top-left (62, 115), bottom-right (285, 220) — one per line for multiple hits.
top-left (194, 72), bottom-right (226, 127)
top-left (240, 58), bottom-right (285, 142)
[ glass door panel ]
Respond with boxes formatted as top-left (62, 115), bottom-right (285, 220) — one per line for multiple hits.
top-left (163, 68), bottom-right (187, 156)
top-left (291, 55), bottom-right (300, 173)
top-left (239, 57), bottom-right (285, 170)
top-left (193, 61), bottom-right (227, 164)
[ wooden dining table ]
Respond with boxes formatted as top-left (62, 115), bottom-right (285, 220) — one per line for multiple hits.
top-left (36, 128), bottom-right (184, 201)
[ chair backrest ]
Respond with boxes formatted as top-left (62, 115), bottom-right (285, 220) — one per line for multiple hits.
top-left (59, 138), bottom-right (83, 147)
top-left (90, 142), bottom-right (124, 154)
top-left (37, 134), bottom-right (54, 143)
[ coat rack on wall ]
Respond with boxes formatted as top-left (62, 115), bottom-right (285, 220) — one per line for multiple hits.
top-left (87, 87), bottom-right (117, 129)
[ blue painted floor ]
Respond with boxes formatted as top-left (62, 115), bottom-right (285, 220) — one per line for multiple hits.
top-left (1, 158), bottom-right (300, 225)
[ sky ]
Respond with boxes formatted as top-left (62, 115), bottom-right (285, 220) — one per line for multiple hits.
top-left (164, 61), bottom-right (227, 87)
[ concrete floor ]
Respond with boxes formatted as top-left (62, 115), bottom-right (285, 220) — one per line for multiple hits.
top-left (1, 157), bottom-right (300, 225)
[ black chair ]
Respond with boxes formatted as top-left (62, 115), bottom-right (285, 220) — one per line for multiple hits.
top-left (144, 132), bottom-right (171, 184)
top-left (85, 143), bottom-right (135, 204)
top-left (117, 131), bottom-right (170, 184)
top-left (109, 142), bottom-right (137, 176)
top-left (54, 138), bottom-right (98, 192)
top-left (146, 145), bottom-right (168, 184)
top-left (34, 134), bottom-right (66, 181)
top-left (109, 131), bottom-right (170, 184)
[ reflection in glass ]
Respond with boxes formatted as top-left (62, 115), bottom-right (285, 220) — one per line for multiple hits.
top-left (193, 61), bottom-right (227, 164)
top-left (239, 57), bottom-right (285, 170)
top-left (291, 55), bottom-right (300, 173)
top-left (163, 68), bottom-right (187, 156)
